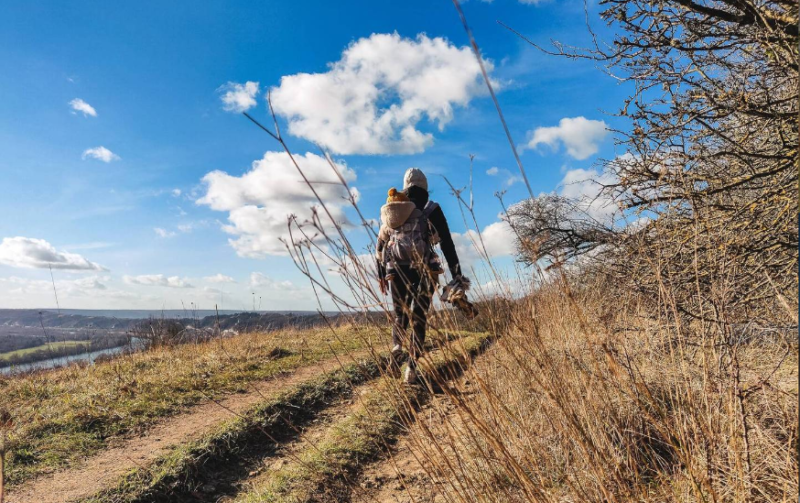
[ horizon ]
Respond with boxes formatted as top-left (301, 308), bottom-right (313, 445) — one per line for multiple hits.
top-left (0, 1), bottom-right (628, 310)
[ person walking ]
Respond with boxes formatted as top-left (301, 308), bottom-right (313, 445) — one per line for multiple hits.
top-left (377, 168), bottom-right (462, 384)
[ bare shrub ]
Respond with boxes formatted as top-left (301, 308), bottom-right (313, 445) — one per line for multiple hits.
top-left (505, 0), bottom-right (798, 329)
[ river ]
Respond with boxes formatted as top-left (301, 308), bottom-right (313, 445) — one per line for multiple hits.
top-left (0, 340), bottom-right (143, 375)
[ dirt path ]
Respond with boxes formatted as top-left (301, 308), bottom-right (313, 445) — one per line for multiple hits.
top-left (352, 360), bottom-right (487, 503)
top-left (6, 350), bottom-right (371, 503)
top-left (219, 382), bottom-right (374, 502)
top-left (352, 396), bottom-right (454, 503)
top-left (217, 336), bottom-right (493, 503)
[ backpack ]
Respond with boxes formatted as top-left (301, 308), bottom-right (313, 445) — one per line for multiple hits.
top-left (384, 201), bottom-right (440, 269)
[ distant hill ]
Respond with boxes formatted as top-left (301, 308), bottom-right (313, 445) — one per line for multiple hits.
top-left (0, 309), bottom-right (334, 332)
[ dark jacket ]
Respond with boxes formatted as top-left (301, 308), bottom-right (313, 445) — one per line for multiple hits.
top-left (376, 186), bottom-right (462, 280)
top-left (407, 188), bottom-right (461, 278)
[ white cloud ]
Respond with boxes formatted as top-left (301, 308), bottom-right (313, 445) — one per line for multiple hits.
top-left (205, 273), bottom-right (236, 283)
top-left (250, 272), bottom-right (295, 290)
top-left (71, 275), bottom-right (108, 290)
top-left (203, 286), bottom-right (223, 295)
top-left (82, 146), bottom-right (120, 163)
top-left (69, 98), bottom-right (97, 117)
top-left (452, 220), bottom-right (517, 268)
top-left (123, 274), bottom-right (193, 288)
top-left (0, 275), bottom-right (153, 307)
top-left (270, 33), bottom-right (491, 155)
top-left (176, 220), bottom-right (207, 233)
top-left (525, 117), bottom-right (608, 160)
top-left (0, 237), bottom-right (106, 271)
top-left (154, 227), bottom-right (176, 238)
top-left (198, 151), bottom-right (357, 257)
top-left (558, 167), bottom-right (619, 223)
top-left (0, 275), bottom-right (108, 296)
top-left (486, 166), bottom-right (522, 187)
top-left (172, 188), bottom-right (182, 197)
top-left (218, 81), bottom-right (259, 112)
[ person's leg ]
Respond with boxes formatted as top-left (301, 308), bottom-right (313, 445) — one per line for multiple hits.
top-left (390, 268), bottom-right (412, 352)
top-left (408, 272), bottom-right (433, 367)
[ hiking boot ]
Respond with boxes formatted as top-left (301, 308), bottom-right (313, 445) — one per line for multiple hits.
top-left (391, 344), bottom-right (403, 359)
top-left (388, 344), bottom-right (403, 376)
top-left (403, 366), bottom-right (418, 385)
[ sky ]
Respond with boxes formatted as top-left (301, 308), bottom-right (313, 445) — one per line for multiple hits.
top-left (0, 0), bottom-right (632, 311)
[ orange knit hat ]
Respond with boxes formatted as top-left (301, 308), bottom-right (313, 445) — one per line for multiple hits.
top-left (386, 187), bottom-right (409, 204)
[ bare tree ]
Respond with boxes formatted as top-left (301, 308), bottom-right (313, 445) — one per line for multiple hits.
top-left (507, 0), bottom-right (798, 324)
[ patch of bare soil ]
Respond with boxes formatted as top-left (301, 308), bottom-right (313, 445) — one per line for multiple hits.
top-left (6, 351), bottom-right (369, 503)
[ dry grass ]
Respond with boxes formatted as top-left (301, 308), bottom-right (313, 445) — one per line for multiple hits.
top-left (391, 282), bottom-right (798, 502)
top-left (0, 323), bottom-right (381, 486)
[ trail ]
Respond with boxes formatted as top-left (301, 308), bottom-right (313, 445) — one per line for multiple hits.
top-left (351, 353), bottom-right (489, 503)
top-left (6, 350), bottom-right (371, 503)
top-left (221, 336), bottom-right (492, 503)
top-left (218, 383), bottom-right (373, 502)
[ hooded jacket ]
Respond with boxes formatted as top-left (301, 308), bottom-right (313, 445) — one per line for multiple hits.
top-left (376, 186), bottom-right (461, 279)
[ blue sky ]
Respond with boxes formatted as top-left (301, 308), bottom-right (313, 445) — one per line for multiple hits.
top-left (0, 0), bottom-right (631, 311)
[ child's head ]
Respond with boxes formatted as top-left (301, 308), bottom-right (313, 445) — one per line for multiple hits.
top-left (386, 187), bottom-right (409, 204)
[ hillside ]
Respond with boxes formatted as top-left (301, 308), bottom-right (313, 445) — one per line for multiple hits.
top-left (1, 285), bottom-right (796, 503)
top-left (1, 317), bottom-right (495, 503)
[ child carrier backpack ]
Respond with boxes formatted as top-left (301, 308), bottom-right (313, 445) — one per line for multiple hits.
top-left (385, 201), bottom-right (440, 271)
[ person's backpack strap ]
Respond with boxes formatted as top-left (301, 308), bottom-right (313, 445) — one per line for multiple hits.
top-left (423, 200), bottom-right (439, 217)
top-left (422, 201), bottom-right (440, 245)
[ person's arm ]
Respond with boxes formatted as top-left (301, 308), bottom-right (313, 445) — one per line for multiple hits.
top-left (428, 206), bottom-right (462, 278)
top-left (376, 228), bottom-right (388, 293)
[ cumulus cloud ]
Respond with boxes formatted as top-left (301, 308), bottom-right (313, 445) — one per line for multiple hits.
top-left (205, 273), bottom-right (235, 283)
top-left (72, 275), bottom-right (108, 290)
top-left (249, 272), bottom-right (295, 290)
top-left (171, 188), bottom-right (182, 197)
top-left (198, 151), bottom-right (357, 257)
top-left (123, 274), bottom-right (193, 288)
top-left (270, 33), bottom-right (491, 155)
top-left (452, 220), bottom-right (517, 268)
top-left (558, 167), bottom-right (619, 224)
top-left (218, 81), bottom-right (259, 112)
top-left (0, 237), bottom-right (106, 271)
top-left (154, 227), bottom-right (176, 238)
top-left (69, 98), bottom-right (97, 117)
top-left (82, 146), bottom-right (120, 163)
top-left (525, 117), bottom-right (608, 160)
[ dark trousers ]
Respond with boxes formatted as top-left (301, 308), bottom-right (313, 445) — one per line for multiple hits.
top-left (390, 266), bottom-right (433, 368)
